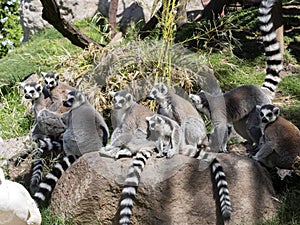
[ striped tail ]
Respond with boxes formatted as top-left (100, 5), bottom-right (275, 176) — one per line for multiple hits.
top-left (211, 158), bottom-right (231, 221)
top-left (30, 148), bottom-right (44, 194)
top-left (259, 0), bottom-right (283, 99)
top-left (119, 150), bottom-right (152, 225)
top-left (33, 155), bottom-right (77, 206)
top-left (29, 136), bottom-right (63, 194)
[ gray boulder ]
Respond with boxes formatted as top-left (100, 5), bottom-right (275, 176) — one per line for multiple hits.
top-left (50, 152), bottom-right (278, 225)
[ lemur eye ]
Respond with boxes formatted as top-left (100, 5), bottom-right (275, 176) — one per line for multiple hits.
top-left (50, 81), bottom-right (54, 85)
top-left (119, 99), bottom-right (125, 104)
top-left (267, 113), bottom-right (272, 117)
top-left (260, 112), bottom-right (264, 117)
top-left (29, 90), bottom-right (34, 94)
top-left (152, 90), bottom-right (157, 95)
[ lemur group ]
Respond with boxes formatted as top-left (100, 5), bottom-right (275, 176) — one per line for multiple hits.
top-left (14, 0), bottom-right (299, 224)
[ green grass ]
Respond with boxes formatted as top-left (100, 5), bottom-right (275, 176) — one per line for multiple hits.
top-left (0, 86), bottom-right (33, 139)
top-left (0, 28), bottom-right (82, 86)
top-left (41, 208), bottom-right (73, 225)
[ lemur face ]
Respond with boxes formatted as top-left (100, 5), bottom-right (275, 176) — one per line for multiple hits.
top-left (110, 90), bottom-right (133, 110)
top-left (42, 72), bottom-right (59, 90)
top-left (63, 90), bottom-right (85, 109)
top-left (258, 104), bottom-right (280, 124)
top-left (146, 114), bottom-right (164, 131)
top-left (21, 82), bottom-right (42, 100)
top-left (147, 83), bottom-right (168, 101)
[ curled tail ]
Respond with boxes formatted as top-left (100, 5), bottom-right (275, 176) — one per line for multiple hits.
top-left (259, 0), bottom-right (283, 98)
top-left (33, 155), bottom-right (77, 206)
top-left (211, 158), bottom-right (231, 221)
top-left (119, 149), bottom-right (152, 225)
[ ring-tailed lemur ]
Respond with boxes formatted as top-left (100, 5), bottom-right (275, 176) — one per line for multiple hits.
top-left (146, 114), bottom-right (181, 158)
top-left (147, 83), bottom-right (207, 156)
top-left (189, 85), bottom-right (271, 151)
top-left (119, 113), bottom-right (230, 224)
top-left (145, 113), bottom-right (231, 220)
top-left (189, 0), bottom-right (282, 152)
top-left (146, 114), bottom-right (208, 158)
top-left (249, 104), bottom-right (300, 170)
top-left (33, 90), bottom-right (110, 205)
top-left (41, 71), bottom-right (77, 113)
top-left (21, 82), bottom-right (52, 118)
top-left (20, 82), bottom-right (66, 193)
top-left (99, 90), bottom-right (157, 159)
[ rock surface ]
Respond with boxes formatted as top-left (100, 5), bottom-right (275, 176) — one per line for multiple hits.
top-left (19, 0), bottom-right (205, 41)
top-left (0, 136), bottom-right (32, 187)
top-left (51, 152), bottom-right (278, 225)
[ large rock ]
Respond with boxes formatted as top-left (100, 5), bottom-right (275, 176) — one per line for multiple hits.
top-left (20, 0), bottom-right (99, 42)
top-left (20, 0), bottom-right (205, 42)
top-left (51, 152), bottom-right (278, 225)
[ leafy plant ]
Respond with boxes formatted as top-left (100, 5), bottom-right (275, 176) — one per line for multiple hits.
top-left (0, 0), bottom-right (22, 58)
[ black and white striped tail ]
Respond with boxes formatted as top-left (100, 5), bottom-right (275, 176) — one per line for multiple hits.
top-left (119, 150), bottom-right (152, 225)
top-left (33, 155), bottom-right (77, 206)
top-left (211, 159), bottom-right (231, 221)
top-left (30, 148), bottom-right (44, 194)
top-left (259, 0), bottom-right (283, 99)
top-left (29, 136), bottom-right (63, 194)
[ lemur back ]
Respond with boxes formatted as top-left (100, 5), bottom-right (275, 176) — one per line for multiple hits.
top-left (33, 90), bottom-right (109, 205)
top-left (250, 104), bottom-right (300, 169)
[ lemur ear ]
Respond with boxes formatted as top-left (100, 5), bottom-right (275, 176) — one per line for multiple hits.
top-left (66, 89), bottom-right (72, 95)
top-left (20, 82), bottom-right (26, 89)
top-left (157, 116), bottom-right (163, 123)
top-left (35, 83), bottom-right (42, 92)
top-left (273, 106), bottom-right (280, 116)
top-left (54, 73), bottom-right (59, 80)
top-left (109, 91), bottom-right (116, 97)
top-left (126, 93), bottom-right (132, 101)
top-left (256, 105), bottom-right (262, 111)
top-left (41, 72), bottom-right (47, 78)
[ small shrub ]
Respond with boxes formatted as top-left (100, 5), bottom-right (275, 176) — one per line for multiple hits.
top-left (0, 0), bottom-right (22, 58)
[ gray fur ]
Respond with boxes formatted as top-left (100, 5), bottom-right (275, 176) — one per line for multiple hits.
top-left (41, 71), bottom-right (76, 114)
top-left (147, 83), bottom-right (207, 156)
top-left (63, 90), bottom-right (109, 156)
top-left (100, 90), bottom-right (156, 159)
top-left (250, 104), bottom-right (300, 169)
top-left (21, 82), bottom-right (52, 118)
top-left (146, 114), bottom-right (182, 158)
top-left (190, 84), bottom-right (271, 152)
